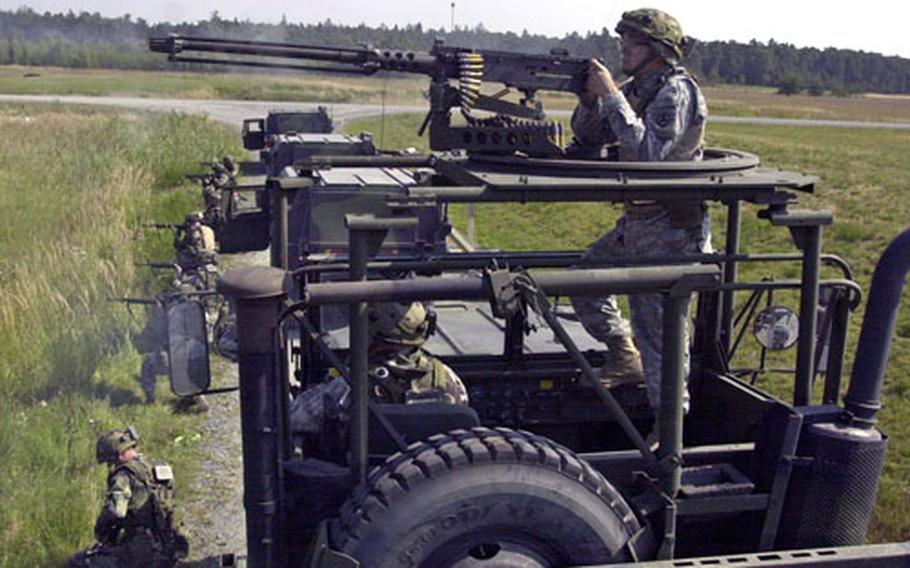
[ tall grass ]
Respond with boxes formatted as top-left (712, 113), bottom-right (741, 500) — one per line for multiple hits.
top-left (344, 114), bottom-right (910, 542)
top-left (0, 103), bottom-right (241, 567)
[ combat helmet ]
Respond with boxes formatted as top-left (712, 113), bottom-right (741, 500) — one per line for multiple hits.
top-left (185, 211), bottom-right (204, 225)
top-left (615, 8), bottom-right (689, 61)
top-left (96, 426), bottom-right (139, 464)
top-left (368, 302), bottom-right (431, 347)
top-left (221, 155), bottom-right (238, 172)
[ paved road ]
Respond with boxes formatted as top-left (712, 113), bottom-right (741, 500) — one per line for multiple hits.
top-left (2, 94), bottom-right (909, 131)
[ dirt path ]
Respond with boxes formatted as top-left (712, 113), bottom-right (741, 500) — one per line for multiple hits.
top-left (179, 359), bottom-right (245, 565)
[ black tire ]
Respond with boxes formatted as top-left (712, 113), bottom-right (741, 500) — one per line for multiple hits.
top-left (332, 427), bottom-right (647, 567)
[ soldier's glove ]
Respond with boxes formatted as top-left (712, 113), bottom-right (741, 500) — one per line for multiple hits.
top-left (93, 514), bottom-right (123, 545)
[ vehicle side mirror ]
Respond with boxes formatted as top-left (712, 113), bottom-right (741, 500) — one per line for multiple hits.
top-left (166, 299), bottom-right (211, 396)
top-left (753, 305), bottom-right (799, 351)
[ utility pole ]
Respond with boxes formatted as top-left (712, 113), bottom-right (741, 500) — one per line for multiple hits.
top-left (451, 2), bottom-right (455, 31)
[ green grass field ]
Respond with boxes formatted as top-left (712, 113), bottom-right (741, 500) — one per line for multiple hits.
top-left (0, 102), bottom-right (242, 567)
top-left (344, 113), bottom-right (910, 543)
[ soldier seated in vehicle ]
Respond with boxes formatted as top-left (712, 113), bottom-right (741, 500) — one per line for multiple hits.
top-left (67, 427), bottom-right (188, 568)
top-left (288, 301), bottom-right (467, 436)
top-left (366, 301), bottom-right (468, 405)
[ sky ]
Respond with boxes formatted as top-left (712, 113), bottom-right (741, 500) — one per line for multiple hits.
top-left (4, 0), bottom-right (910, 58)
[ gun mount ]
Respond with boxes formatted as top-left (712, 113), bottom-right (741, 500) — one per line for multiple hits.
top-left (150, 35), bottom-right (590, 157)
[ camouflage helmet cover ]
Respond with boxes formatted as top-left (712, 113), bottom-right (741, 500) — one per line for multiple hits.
top-left (96, 426), bottom-right (138, 464)
top-left (185, 211), bottom-right (204, 224)
top-left (616, 8), bottom-right (688, 60)
top-left (221, 155), bottom-right (237, 169)
top-left (368, 302), bottom-right (430, 347)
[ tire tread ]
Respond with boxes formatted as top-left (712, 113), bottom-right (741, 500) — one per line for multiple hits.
top-left (332, 427), bottom-right (640, 552)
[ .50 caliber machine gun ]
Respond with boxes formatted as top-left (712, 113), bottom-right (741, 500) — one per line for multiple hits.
top-left (149, 35), bottom-right (593, 157)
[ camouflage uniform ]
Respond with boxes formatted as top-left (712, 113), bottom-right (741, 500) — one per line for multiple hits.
top-left (366, 301), bottom-right (468, 405)
top-left (202, 181), bottom-right (224, 230)
top-left (368, 347), bottom-right (468, 405)
top-left (173, 213), bottom-right (218, 294)
top-left (174, 214), bottom-right (217, 273)
top-left (67, 431), bottom-right (187, 568)
top-left (288, 302), bottom-right (468, 435)
top-left (570, 56), bottom-right (710, 411)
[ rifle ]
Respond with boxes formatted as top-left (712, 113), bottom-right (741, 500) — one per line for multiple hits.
top-left (143, 222), bottom-right (180, 231)
top-left (138, 261), bottom-right (179, 270)
top-left (108, 296), bottom-right (160, 306)
top-left (149, 35), bottom-right (594, 157)
top-left (185, 173), bottom-right (213, 182)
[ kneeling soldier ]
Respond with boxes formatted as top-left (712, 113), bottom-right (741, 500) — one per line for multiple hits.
top-left (67, 427), bottom-right (188, 567)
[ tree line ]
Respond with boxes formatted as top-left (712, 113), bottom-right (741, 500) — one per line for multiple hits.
top-left (2, 7), bottom-right (909, 94)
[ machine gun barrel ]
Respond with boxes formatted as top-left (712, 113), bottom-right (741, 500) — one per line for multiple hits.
top-left (149, 35), bottom-right (588, 93)
top-left (150, 34), bottom-right (594, 156)
top-left (150, 35), bottom-right (439, 76)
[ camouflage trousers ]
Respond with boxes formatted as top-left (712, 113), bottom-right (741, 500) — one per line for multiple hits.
top-left (570, 209), bottom-right (712, 411)
top-left (140, 351), bottom-right (168, 403)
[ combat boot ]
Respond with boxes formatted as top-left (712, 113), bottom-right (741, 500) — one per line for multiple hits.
top-left (175, 395), bottom-right (209, 414)
top-left (600, 336), bottom-right (645, 388)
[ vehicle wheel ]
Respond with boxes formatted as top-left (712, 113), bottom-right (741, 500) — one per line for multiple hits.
top-left (332, 427), bottom-right (648, 567)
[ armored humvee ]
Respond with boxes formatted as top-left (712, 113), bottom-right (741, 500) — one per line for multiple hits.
top-left (153, 34), bottom-right (910, 568)
top-left (241, 107), bottom-right (335, 159)
top-left (218, 107), bottom-right (378, 256)
top-left (167, 146), bottom-right (910, 567)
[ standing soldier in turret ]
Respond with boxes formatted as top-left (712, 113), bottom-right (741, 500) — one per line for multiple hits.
top-left (570, 9), bottom-right (710, 442)
top-left (67, 427), bottom-right (188, 568)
